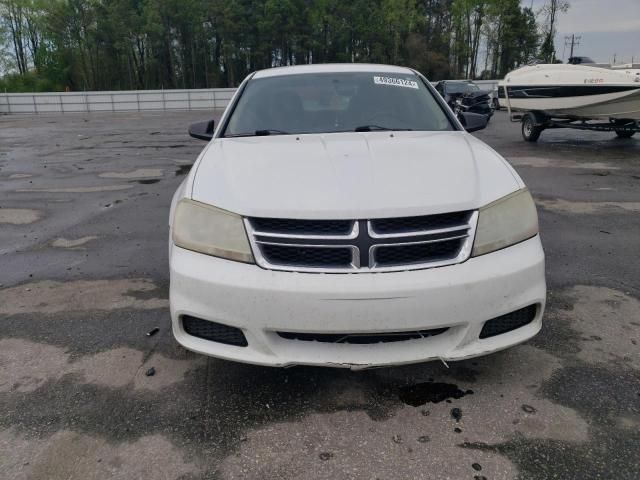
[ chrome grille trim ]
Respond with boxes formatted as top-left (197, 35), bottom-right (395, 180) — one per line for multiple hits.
top-left (244, 211), bottom-right (478, 273)
top-left (252, 220), bottom-right (359, 240)
top-left (367, 222), bottom-right (470, 239)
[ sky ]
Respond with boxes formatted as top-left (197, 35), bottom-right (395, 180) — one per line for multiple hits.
top-left (526, 0), bottom-right (640, 64)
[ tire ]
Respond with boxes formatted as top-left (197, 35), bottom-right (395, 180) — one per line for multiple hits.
top-left (615, 130), bottom-right (635, 139)
top-left (492, 98), bottom-right (500, 111)
top-left (522, 113), bottom-right (543, 142)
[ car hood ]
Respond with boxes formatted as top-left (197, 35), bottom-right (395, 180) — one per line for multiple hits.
top-left (191, 131), bottom-right (522, 219)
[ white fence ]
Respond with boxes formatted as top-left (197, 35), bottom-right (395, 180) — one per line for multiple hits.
top-left (1, 81), bottom-right (501, 115)
top-left (0, 88), bottom-right (236, 114)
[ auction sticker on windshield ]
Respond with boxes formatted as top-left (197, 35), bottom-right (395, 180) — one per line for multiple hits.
top-left (373, 76), bottom-right (419, 89)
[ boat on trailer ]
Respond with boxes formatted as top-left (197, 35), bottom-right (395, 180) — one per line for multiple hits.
top-left (499, 63), bottom-right (640, 141)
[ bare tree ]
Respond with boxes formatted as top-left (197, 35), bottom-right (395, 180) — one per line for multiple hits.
top-left (539, 0), bottom-right (569, 63)
top-left (1, 0), bottom-right (28, 73)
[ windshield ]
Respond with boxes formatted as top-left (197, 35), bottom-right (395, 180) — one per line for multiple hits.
top-left (223, 71), bottom-right (454, 136)
top-left (446, 82), bottom-right (480, 94)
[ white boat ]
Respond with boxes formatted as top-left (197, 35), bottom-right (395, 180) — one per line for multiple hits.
top-left (500, 63), bottom-right (640, 120)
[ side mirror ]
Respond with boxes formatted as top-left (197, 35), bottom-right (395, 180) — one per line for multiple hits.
top-left (189, 119), bottom-right (215, 141)
top-left (458, 112), bottom-right (488, 133)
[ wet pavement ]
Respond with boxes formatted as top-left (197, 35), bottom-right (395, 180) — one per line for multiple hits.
top-left (1, 111), bottom-right (639, 479)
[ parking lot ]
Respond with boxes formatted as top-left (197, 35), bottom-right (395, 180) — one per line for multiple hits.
top-left (1, 110), bottom-right (639, 480)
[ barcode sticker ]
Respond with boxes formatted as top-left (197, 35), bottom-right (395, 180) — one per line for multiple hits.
top-left (373, 76), bottom-right (419, 89)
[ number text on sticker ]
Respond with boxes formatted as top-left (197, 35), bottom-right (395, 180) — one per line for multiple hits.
top-left (373, 76), bottom-right (419, 89)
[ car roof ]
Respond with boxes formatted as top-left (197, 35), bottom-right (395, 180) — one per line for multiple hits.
top-left (252, 63), bottom-right (415, 79)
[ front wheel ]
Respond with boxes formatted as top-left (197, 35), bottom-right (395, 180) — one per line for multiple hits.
top-left (522, 113), bottom-right (543, 142)
top-left (615, 129), bottom-right (635, 139)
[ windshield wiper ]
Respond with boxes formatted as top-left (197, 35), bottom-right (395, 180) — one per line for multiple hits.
top-left (225, 129), bottom-right (290, 138)
top-left (255, 129), bottom-right (289, 136)
top-left (354, 125), bottom-right (412, 132)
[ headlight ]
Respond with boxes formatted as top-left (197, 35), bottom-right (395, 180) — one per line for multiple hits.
top-left (172, 198), bottom-right (254, 263)
top-left (472, 189), bottom-right (538, 257)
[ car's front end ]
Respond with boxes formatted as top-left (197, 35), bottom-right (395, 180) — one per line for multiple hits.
top-left (169, 64), bottom-right (545, 369)
top-left (170, 217), bottom-right (544, 369)
top-left (444, 81), bottom-right (494, 118)
top-left (453, 91), bottom-right (493, 116)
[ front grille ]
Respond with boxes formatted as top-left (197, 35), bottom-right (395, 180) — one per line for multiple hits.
top-left (463, 94), bottom-right (489, 106)
top-left (479, 305), bottom-right (538, 339)
top-left (277, 328), bottom-right (449, 344)
top-left (251, 218), bottom-right (352, 235)
top-left (374, 239), bottom-right (465, 266)
top-left (261, 244), bottom-right (353, 268)
top-left (246, 211), bottom-right (476, 273)
top-left (182, 315), bottom-right (248, 347)
top-left (371, 211), bottom-right (471, 234)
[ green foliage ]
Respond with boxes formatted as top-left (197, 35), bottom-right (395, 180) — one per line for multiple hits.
top-left (0, 70), bottom-right (61, 91)
top-left (0, 0), bottom-right (562, 91)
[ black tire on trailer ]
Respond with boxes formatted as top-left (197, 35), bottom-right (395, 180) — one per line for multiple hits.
top-left (615, 129), bottom-right (635, 139)
top-left (522, 112), bottom-right (543, 142)
top-left (493, 98), bottom-right (500, 110)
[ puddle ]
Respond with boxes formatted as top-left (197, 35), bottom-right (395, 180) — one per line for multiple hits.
top-left (398, 382), bottom-right (473, 407)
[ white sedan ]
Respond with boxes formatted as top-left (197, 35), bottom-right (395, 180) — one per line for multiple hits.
top-left (169, 63), bottom-right (545, 369)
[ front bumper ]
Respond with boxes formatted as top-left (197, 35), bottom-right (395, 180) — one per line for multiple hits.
top-left (170, 236), bottom-right (546, 368)
top-left (466, 104), bottom-right (493, 116)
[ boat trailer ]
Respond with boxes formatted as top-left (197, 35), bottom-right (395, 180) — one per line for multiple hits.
top-left (511, 111), bottom-right (639, 142)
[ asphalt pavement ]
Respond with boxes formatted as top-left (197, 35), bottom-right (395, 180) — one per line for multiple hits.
top-left (1, 110), bottom-right (639, 480)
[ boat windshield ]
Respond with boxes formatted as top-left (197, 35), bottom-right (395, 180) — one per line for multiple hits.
top-left (223, 72), bottom-right (454, 137)
top-left (446, 82), bottom-right (481, 94)
top-left (568, 56), bottom-right (595, 65)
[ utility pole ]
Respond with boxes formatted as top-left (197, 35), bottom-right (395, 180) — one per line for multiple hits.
top-left (564, 34), bottom-right (581, 60)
